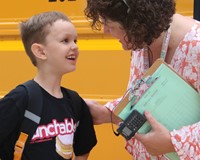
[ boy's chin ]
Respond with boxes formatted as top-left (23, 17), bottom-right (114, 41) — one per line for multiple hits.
top-left (65, 68), bottom-right (76, 74)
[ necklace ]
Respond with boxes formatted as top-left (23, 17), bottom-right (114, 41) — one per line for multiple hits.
top-left (144, 26), bottom-right (171, 69)
top-left (160, 26), bottom-right (171, 60)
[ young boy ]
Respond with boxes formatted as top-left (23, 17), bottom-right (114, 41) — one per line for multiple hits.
top-left (0, 11), bottom-right (97, 160)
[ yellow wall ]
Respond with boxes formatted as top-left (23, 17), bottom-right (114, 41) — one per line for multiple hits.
top-left (0, 1), bottom-right (194, 160)
top-left (176, 0), bottom-right (193, 16)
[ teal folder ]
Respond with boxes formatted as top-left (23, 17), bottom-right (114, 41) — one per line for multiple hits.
top-left (113, 59), bottom-right (200, 160)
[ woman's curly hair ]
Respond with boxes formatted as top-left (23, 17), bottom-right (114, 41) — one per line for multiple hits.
top-left (84, 0), bottom-right (176, 50)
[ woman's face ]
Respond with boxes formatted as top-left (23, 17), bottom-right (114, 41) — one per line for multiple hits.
top-left (103, 19), bottom-right (132, 50)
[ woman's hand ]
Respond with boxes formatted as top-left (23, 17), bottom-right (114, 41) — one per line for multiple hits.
top-left (84, 99), bottom-right (111, 124)
top-left (134, 111), bottom-right (175, 156)
top-left (84, 99), bottom-right (121, 125)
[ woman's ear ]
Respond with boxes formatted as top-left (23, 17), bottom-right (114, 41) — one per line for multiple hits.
top-left (31, 43), bottom-right (47, 60)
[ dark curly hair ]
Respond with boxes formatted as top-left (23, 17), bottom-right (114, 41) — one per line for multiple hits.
top-left (84, 0), bottom-right (176, 50)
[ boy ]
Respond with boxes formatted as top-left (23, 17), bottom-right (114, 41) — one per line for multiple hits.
top-left (0, 11), bottom-right (97, 160)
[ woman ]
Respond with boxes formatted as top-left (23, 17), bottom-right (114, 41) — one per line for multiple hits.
top-left (84, 0), bottom-right (200, 159)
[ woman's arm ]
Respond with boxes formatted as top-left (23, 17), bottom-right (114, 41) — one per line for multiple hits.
top-left (170, 121), bottom-right (200, 159)
top-left (84, 99), bottom-right (121, 125)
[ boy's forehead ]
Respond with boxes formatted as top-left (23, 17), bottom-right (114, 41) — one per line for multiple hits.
top-left (52, 19), bottom-right (70, 25)
top-left (48, 19), bottom-right (71, 30)
top-left (46, 20), bottom-right (77, 37)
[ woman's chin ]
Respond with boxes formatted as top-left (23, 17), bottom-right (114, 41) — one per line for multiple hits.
top-left (119, 41), bottom-right (132, 50)
top-left (122, 44), bottom-right (132, 50)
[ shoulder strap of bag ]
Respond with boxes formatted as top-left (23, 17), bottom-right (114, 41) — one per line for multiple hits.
top-left (14, 80), bottom-right (43, 160)
top-left (66, 89), bottom-right (82, 122)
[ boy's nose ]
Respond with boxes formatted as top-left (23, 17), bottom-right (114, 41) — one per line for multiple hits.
top-left (71, 42), bottom-right (79, 50)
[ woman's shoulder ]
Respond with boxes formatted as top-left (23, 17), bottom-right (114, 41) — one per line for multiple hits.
top-left (172, 14), bottom-right (196, 31)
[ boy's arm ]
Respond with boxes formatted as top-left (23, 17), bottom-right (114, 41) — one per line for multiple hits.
top-left (74, 153), bottom-right (89, 160)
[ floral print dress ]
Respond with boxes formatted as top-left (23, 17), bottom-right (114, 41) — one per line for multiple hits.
top-left (105, 23), bottom-right (200, 160)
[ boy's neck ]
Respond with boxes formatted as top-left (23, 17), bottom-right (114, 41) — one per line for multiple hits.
top-left (33, 75), bottom-right (63, 98)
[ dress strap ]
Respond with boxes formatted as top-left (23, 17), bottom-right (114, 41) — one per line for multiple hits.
top-left (160, 26), bottom-right (171, 60)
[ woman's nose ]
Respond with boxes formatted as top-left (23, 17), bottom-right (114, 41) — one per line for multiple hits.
top-left (104, 24), bottom-right (110, 34)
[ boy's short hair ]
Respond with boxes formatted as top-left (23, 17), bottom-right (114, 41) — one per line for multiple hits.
top-left (20, 11), bottom-right (70, 66)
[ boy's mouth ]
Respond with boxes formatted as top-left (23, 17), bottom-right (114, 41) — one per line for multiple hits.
top-left (66, 55), bottom-right (76, 60)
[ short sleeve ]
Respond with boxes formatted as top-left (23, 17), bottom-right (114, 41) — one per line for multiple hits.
top-left (73, 98), bottom-right (97, 156)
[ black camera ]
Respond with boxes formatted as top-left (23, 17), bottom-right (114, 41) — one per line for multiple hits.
top-left (117, 110), bottom-right (146, 140)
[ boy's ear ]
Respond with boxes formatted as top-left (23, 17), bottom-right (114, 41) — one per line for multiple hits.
top-left (31, 43), bottom-right (47, 60)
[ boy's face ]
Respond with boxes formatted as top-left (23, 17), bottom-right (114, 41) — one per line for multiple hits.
top-left (42, 19), bottom-right (79, 75)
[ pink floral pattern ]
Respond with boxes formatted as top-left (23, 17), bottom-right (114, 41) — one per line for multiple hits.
top-left (105, 23), bottom-right (200, 159)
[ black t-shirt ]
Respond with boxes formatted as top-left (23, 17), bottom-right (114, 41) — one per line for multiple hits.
top-left (0, 84), bottom-right (97, 160)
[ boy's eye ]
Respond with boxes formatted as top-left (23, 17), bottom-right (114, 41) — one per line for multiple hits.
top-left (63, 39), bottom-right (69, 43)
top-left (62, 38), bottom-right (78, 44)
